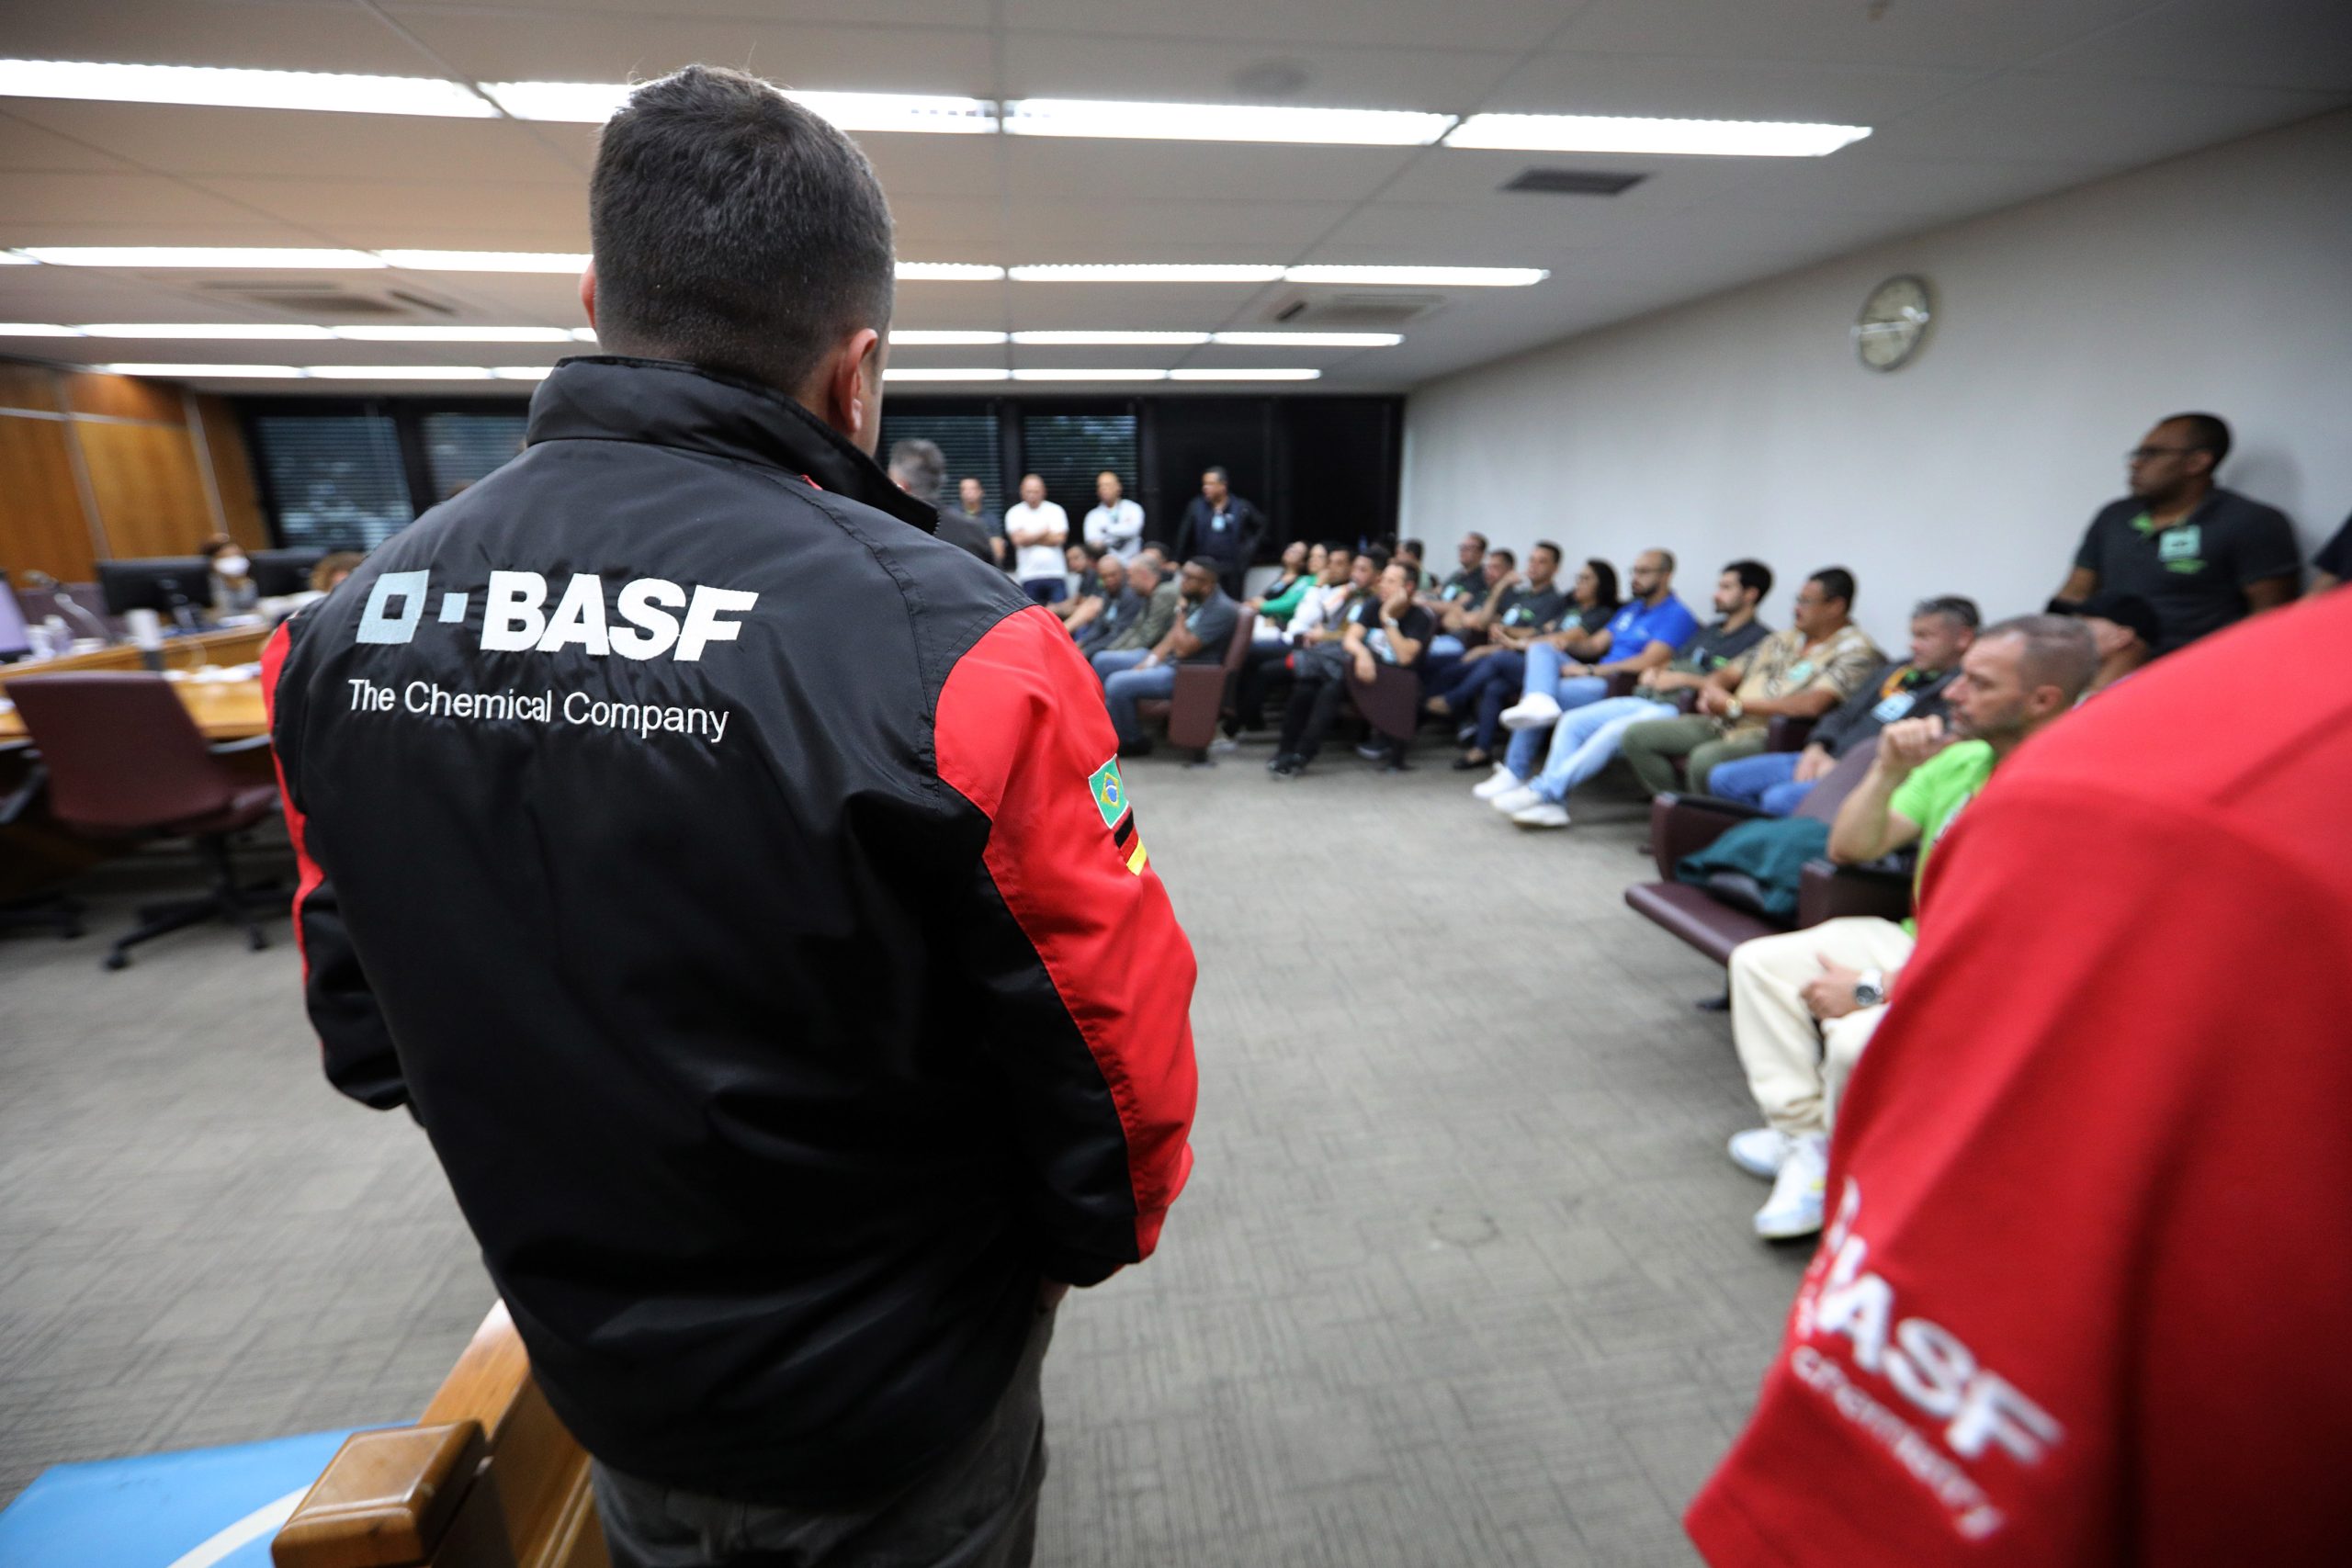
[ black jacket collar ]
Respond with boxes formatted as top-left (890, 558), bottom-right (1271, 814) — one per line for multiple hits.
top-left (526, 355), bottom-right (937, 536)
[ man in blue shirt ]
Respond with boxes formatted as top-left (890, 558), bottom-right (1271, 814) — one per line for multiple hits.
top-left (1491, 548), bottom-right (1699, 784)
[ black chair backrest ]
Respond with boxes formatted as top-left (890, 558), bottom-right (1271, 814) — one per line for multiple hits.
top-left (7, 672), bottom-right (237, 834)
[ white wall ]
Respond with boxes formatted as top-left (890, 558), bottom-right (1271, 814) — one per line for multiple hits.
top-left (1401, 107), bottom-right (2352, 647)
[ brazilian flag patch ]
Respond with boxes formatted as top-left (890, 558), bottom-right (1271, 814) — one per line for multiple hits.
top-left (1089, 757), bottom-right (1128, 831)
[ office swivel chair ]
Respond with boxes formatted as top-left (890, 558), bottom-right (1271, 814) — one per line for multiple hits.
top-left (7, 672), bottom-right (285, 969)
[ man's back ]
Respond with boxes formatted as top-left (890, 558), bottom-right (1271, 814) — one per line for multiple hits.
top-left (267, 358), bottom-right (1198, 1506)
top-left (1689, 589), bottom-right (2352, 1565)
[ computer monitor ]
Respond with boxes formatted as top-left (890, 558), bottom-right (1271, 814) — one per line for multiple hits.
top-left (98, 557), bottom-right (214, 617)
top-left (250, 547), bottom-right (327, 598)
top-left (0, 574), bottom-right (31, 661)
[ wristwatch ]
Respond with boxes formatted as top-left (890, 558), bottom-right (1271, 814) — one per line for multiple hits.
top-left (1853, 969), bottom-right (1886, 1008)
top-left (1725, 697), bottom-right (1745, 723)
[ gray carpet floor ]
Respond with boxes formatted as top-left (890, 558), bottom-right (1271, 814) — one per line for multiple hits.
top-left (0, 738), bottom-right (1806, 1564)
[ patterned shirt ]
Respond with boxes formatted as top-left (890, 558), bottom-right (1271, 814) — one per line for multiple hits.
top-left (1724, 622), bottom-right (1882, 738)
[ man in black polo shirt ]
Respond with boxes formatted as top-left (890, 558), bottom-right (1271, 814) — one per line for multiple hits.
top-left (2055, 412), bottom-right (2300, 654)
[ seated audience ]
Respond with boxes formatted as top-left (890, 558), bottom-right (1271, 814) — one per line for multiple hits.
top-left (1249, 540), bottom-right (1316, 630)
top-left (1082, 468), bottom-right (1146, 561)
top-left (1615, 567), bottom-right (1880, 797)
top-left (1722, 615), bottom-right (2096, 1238)
top-left (1305, 540), bottom-right (1329, 579)
top-left (1420, 545), bottom-right (1511, 691)
top-left (1069, 553), bottom-right (1140, 655)
top-left (1052, 542), bottom-right (1107, 620)
top-left (888, 437), bottom-right (992, 564)
top-left (1090, 557), bottom-right (1179, 678)
top-left (2053, 412), bottom-right (2299, 652)
top-left (1453, 555), bottom-right (1617, 772)
top-left (1479, 560), bottom-right (1774, 825)
top-left (1429, 542), bottom-right (1570, 763)
top-left (2312, 509), bottom-right (2351, 593)
top-left (1707, 594), bottom-right (1979, 816)
top-left (1496, 548), bottom-right (1700, 778)
top-left (2058, 591), bottom-right (2160, 696)
top-left (1427, 534), bottom-right (1491, 615)
top-left (1100, 558), bottom-right (1241, 754)
top-left (1232, 546), bottom-right (1361, 735)
top-left (1270, 558), bottom-right (1431, 777)
top-left (1005, 472), bottom-right (1071, 604)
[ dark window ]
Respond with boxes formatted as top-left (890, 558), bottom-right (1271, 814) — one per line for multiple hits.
top-left (421, 412), bottom-right (530, 500)
top-left (251, 413), bottom-right (415, 551)
top-left (878, 409), bottom-right (1002, 514)
top-left (1020, 411), bottom-right (1138, 521)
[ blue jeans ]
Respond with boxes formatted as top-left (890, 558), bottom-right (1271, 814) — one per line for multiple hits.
top-left (1419, 635), bottom-right (1464, 696)
top-left (1707, 750), bottom-right (1814, 816)
top-left (1458, 650), bottom-right (1528, 754)
top-left (1525, 696), bottom-right (1676, 804)
top-left (1103, 661), bottom-right (1175, 744)
top-left (1501, 644), bottom-right (1613, 777)
top-left (1091, 649), bottom-right (1149, 685)
top-left (1023, 577), bottom-right (1068, 605)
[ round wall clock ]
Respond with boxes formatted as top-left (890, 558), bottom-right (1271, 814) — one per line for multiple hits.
top-left (1853, 274), bottom-right (1932, 372)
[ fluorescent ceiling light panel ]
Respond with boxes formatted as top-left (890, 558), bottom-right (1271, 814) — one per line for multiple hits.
top-left (0, 252), bottom-right (39, 265)
top-left (889, 329), bottom-right (1010, 345)
top-left (100, 363), bottom-right (303, 378)
top-left (1012, 330), bottom-right (1209, 345)
top-left (1446, 112), bottom-right (1869, 157)
top-left (0, 59), bottom-right (494, 118)
top-left (1009, 265), bottom-right (1284, 284)
top-left (1284, 265), bottom-right (1545, 287)
top-left (1003, 96), bottom-right (1452, 146)
top-left (0, 323), bottom-right (84, 336)
top-left (79, 322), bottom-right (334, 339)
top-left (1010, 367), bottom-right (1170, 381)
top-left (885, 367), bottom-right (1012, 381)
top-left (1211, 331), bottom-right (1402, 346)
top-left (22, 246), bottom-right (383, 268)
top-left (379, 250), bottom-right (589, 273)
top-left (490, 366), bottom-right (554, 380)
top-left (1170, 367), bottom-right (1320, 380)
top-left (334, 324), bottom-right (574, 342)
top-left (897, 262), bottom-right (1007, 281)
top-left (572, 327), bottom-right (599, 341)
top-left (303, 365), bottom-right (495, 379)
top-left (484, 81), bottom-right (992, 133)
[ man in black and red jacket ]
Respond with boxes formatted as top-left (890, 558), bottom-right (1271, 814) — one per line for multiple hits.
top-left (264, 65), bottom-right (1197, 1568)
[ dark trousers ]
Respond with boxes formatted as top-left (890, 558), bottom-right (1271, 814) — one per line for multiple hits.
top-left (1277, 668), bottom-right (1349, 761)
top-left (1464, 649), bottom-right (1528, 755)
top-left (1231, 641), bottom-right (1295, 732)
top-left (592, 1309), bottom-right (1056, 1568)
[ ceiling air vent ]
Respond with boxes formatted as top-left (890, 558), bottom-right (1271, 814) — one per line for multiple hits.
top-left (1266, 291), bottom-right (1444, 329)
top-left (193, 280), bottom-right (461, 319)
top-left (1502, 167), bottom-right (1647, 197)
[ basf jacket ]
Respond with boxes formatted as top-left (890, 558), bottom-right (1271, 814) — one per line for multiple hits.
top-left (263, 356), bottom-right (1199, 1505)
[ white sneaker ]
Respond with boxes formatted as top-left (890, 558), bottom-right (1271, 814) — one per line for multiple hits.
top-left (1510, 802), bottom-right (1571, 829)
top-left (1469, 765), bottom-right (1522, 800)
top-left (1753, 1135), bottom-right (1827, 1239)
top-left (1489, 785), bottom-right (1544, 815)
top-left (1726, 1127), bottom-right (1792, 1180)
top-left (1498, 692), bottom-right (1563, 732)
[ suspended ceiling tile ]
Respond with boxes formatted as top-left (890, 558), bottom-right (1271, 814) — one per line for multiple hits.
top-left (0, 102), bottom-right (586, 181)
top-left (5, 0), bottom-right (441, 75)
top-left (1868, 73), bottom-right (2345, 164)
top-left (1001, 0), bottom-right (1568, 52)
top-left (999, 32), bottom-right (1511, 108)
top-left (1484, 51), bottom-right (1973, 123)
top-left (1003, 137), bottom-right (1412, 207)
top-left (1557, 0), bottom-right (2156, 73)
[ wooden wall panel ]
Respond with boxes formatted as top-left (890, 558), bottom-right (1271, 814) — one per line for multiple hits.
top-left (77, 422), bottom-right (214, 560)
top-left (195, 393), bottom-right (266, 548)
top-left (0, 362), bottom-right (65, 415)
top-left (64, 371), bottom-right (187, 425)
top-left (0, 412), bottom-right (98, 582)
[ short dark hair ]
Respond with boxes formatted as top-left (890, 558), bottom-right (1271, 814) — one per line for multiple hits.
top-left (1183, 556), bottom-right (1223, 577)
top-left (1724, 559), bottom-right (1774, 600)
top-left (1364, 546), bottom-right (1392, 574)
top-left (1318, 538), bottom-right (1350, 557)
top-left (887, 437), bottom-right (944, 504)
top-left (1912, 594), bottom-right (1982, 630)
top-left (1203, 466), bottom-right (1230, 484)
top-left (1531, 539), bottom-right (1563, 565)
top-left (1809, 568), bottom-right (1857, 608)
top-left (1489, 547), bottom-right (1516, 569)
top-left (1462, 531), bottom-right (1488, 549)
top-left (2162, 412), bottom-right (2232, 467)
top-left (590, 66), bottom-right (896, 394)
top-left (1400, 537), bottom-right (1426, 558)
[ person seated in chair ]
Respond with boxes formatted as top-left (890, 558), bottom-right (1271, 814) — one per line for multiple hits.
top-left (1090, 557), bottom-right (1179, 682)
top-left (1232, 545), bottom-right (1356, 735)
top-left (1053, 542), bottom-right (1107, 621)
top-left (1707, 594), bottom-right (1978, 818)
top-left (1271, 559), bottom-right (1431, 777)
top-left (1069, 552), bottom-right (1140, 656)
top-left (1497, 548), bottom-right (1699, 746)
top-left (1615, 567), bottom-right (1880, 799)
top-left (1721, 615), bottom-right (2096, 1240)
top-left (1101, 558), bottom-right (1240, 756)
top-left (1249, 539), bottom-right (1317, 630)
top-left (1427, 542), bottom-right (1568, 759)
top-left (1479, 559), bottom-right (1774, 826)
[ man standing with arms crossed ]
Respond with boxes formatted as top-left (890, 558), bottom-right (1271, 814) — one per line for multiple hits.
top-left (263, 66), bottom-right (1197, 1568)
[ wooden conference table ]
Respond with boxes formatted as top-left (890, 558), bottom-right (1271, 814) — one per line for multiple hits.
top-left (0, 626), bottom-right (270, 744)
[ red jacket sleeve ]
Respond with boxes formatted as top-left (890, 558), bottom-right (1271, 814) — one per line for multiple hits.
top-left (262, 616), bottom-right (408, 1111)
top-left (933, 605), bottom-right (1199, 1285)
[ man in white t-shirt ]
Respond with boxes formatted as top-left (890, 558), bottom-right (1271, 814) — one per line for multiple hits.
top-left (1005, 473), bottom-right (1072, 604)
top-left (1082, 470), bottom-right (1146, 563)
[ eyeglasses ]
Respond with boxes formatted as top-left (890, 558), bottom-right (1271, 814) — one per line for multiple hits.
top-left (2126, 446), bottom-right (2196, 462)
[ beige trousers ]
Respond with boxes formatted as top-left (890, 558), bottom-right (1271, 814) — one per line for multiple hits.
top-left (1726, 916), bottom-right (1917, 1138)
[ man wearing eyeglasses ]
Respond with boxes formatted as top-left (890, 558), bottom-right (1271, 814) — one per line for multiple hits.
top-left (2053, 412), bottom-right (2300, 655)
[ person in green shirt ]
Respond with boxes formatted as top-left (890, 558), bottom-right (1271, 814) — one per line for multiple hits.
top-left (1249, 539), bottom-right (1316, 627)
top-left (1717, 614), bottom-right (2098, 1241)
